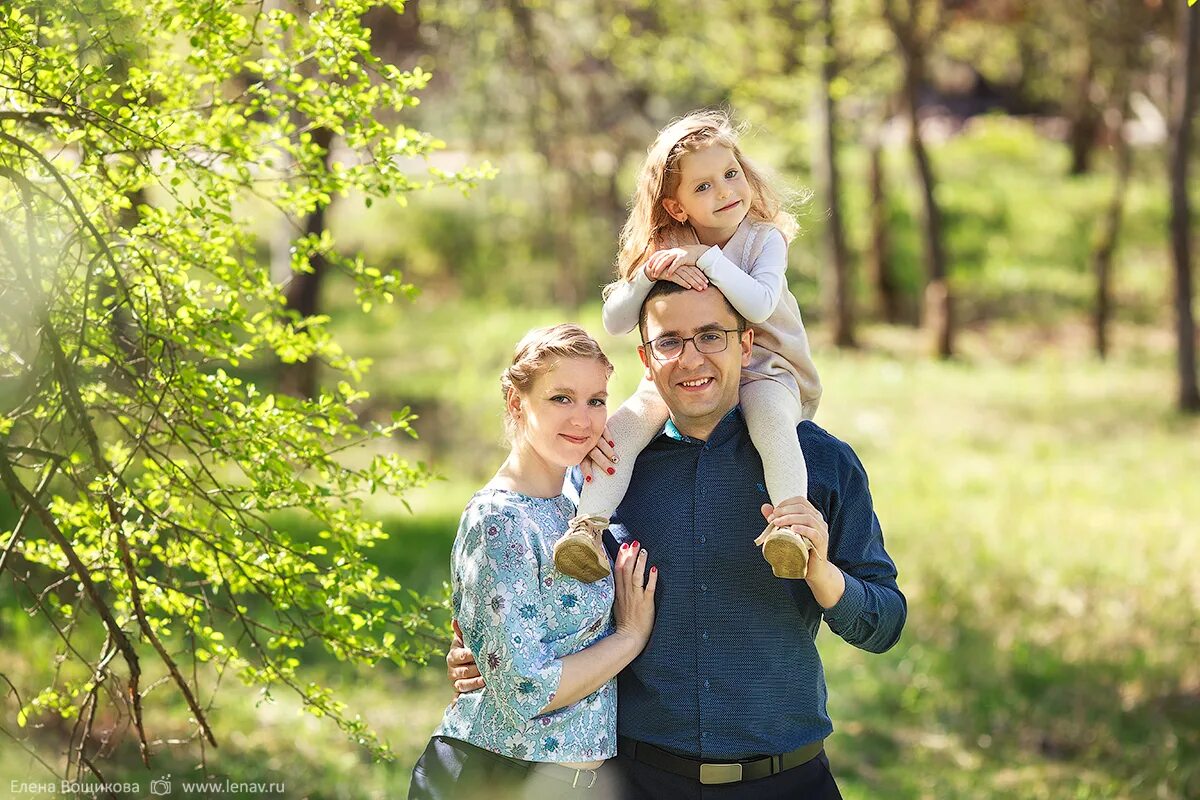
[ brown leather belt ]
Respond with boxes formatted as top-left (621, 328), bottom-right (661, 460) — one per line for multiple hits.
top-left (617, 736), bottom-right (824, 785)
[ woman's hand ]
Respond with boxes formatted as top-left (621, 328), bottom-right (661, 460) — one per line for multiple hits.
top-left (612, 541), bottom-right (657, 644)
top-left (581, 425), bottom-right (617, 484)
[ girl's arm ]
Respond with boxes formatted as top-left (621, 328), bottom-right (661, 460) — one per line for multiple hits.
top-left (695, 228), bottom-right (788, 324)
top-left (601, 267), bottom-right (655, 336)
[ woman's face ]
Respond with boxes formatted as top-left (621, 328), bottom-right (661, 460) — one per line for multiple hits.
top-left (511, 357), bottom-right (610, 469)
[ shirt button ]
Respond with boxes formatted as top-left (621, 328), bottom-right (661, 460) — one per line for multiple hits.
top-left (700, 584), bottom-right (708, 592)
top-left (702, 630), bottom-right (709, 641)
top-left (697, 535), bottom-right (706, 545)
top-left (704, 680), bottom-right (711, 689)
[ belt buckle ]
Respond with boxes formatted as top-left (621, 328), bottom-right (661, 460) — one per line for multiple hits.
top-left (571, 769), bottom-right (598, 789)
top-left (699, 762), bottom-right (742, 785)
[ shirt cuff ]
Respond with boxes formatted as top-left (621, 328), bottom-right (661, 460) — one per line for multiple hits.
top-left (694, 245), bottom-right (723, 275)
top-left (509, 657), bottom-right (565, 721)
top-left (822, 571), bottom-right (866, 629)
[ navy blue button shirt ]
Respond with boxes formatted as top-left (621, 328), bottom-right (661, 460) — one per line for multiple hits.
top-left (571, 407), bottom-right (905, 761)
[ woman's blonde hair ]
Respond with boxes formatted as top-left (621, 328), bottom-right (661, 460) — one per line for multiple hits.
top-left (499, 324), bottom-right (613, 440)
top-left (611, 109), bottom-right (800, 287)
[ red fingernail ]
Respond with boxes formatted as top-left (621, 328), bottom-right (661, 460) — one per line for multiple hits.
top-left (650, 566), bottom-right (657, 573)
top-left (632, 540), bottom-right (639, 548)
top-left (606, 467), bottom-right (615, 475)
top-left (621, 543), bottom-right (628, 550)
top-left (608, 440), bottom-right (615, 447)
top-left (585, 476), bottom-right (592, 483)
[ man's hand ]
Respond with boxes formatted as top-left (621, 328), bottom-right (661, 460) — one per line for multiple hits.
top-left (446, 619), bottom-right (485, 695)
top-left (761, 496), bottom-right (846, 608)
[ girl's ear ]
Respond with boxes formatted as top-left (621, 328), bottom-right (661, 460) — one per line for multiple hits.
top-left (661, 197), bottom-right (687, 223)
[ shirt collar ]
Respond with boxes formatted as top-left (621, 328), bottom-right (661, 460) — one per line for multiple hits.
top-left (661, 406), bottom-right (743, 445)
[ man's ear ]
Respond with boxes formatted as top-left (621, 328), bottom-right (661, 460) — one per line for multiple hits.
top-left (662, 197), bottom-right (687, 223)
top-left (637, 345), bottom-right (652, 377)
top-left (739, 328), bottom-right (753, 367)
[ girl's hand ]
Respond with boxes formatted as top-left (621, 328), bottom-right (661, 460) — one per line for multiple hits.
top-left (581, 426), bottom-right (617, 484)
top-left (613, 541), bottom-right (657, 644)
top-left (644, 249), bottom-right (708, 290)
top-left (663, 264), bottom-right (708, 291)
top-left (643, 247), bottom-right (687, 280)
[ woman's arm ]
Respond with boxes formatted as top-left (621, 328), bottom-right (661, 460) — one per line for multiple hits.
top-left (455, 508), bottom-right (656, 722)
top-left (539, 543), bottom-right (656, 713)
top-left (695, 229), bottom-right (788, 324)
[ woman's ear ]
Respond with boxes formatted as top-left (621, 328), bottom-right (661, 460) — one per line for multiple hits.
top-left (662, 197), bottom-right (687, 223)
top-left (506, 388), bottom-right (523, 423)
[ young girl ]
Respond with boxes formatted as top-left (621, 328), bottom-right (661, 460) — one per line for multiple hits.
top-left (552, 109), bottom-right (822, 583)
top-left (409, 325), bottom-right (657, 800)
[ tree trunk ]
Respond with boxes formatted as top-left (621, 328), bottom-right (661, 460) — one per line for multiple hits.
top-left (1068, 43), bottom-right (1099, 176)
top-left (903, 56), bottom-right (953, 358)
top-left (817, 0), bottom-right (855, 347)
top-left (1169, 9), bottom-right (1199, 412)
top-left (1092, 88), bottom-right (1133, 361)
top-left (867, 136), bottom-right (901, 324)
top-left (281, 126), bottom-right (335, 399)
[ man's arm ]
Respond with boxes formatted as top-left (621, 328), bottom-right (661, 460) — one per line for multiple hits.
top-left (446, 619), bottom-right (484, 694)
top-left (766, 442), bottom-right (906, 653)
top-left (820, 444), bottom-right (906, 652)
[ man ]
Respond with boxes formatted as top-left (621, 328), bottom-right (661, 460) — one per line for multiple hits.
top-left (447, 283), bottom-right (906, 799)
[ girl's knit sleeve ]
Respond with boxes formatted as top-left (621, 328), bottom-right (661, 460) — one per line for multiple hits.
top-left (454, 505), bottom-right (563, 724)
top-left (602, 267), bottom-right (656, 335)
top-left (695, 228), bottom-right (788, 324)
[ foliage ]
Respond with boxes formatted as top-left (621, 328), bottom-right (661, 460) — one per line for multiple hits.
top-left (381, 301), bottom-right (1200, 799)
top-left (0, 0), bottom-right (489, 780)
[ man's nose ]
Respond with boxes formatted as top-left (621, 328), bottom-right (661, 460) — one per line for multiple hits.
top-left (678, 338), bottom-right (705, 367)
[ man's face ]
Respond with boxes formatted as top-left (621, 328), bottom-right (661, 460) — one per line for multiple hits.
top-left (638, 287), bottom-right (752, 437)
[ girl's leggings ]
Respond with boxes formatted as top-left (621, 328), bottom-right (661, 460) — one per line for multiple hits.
top-left (576, 376), bottom-right (808, 519)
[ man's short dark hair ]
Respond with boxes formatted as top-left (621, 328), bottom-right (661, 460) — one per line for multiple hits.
top-left (637, 282), bottom-right (747, 343)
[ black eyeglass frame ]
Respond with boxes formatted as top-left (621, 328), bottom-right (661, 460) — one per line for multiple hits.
top-left (640, 327), bottom-right (746, 362)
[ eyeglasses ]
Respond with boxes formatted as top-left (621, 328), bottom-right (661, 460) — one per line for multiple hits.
top-left (641, 328), bottom-right (744, 362)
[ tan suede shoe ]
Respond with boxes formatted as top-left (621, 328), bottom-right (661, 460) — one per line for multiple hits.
top-left (553, 514), bottom-right (611, 583)
top-left (754, 523), bottom-right (812, 579)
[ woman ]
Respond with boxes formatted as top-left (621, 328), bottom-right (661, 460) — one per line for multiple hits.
top-left (409, 324), bottom-right (658, 800)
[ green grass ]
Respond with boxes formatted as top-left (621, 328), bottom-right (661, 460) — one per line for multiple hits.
top-left (4, 292), bottom-right (1198, 798)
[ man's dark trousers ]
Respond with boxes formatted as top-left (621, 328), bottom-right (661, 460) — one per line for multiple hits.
top-left (605, 749), bottom-right (843, 799)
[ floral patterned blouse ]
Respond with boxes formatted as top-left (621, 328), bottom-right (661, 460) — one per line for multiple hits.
top-left (435, 488), bottom-right (617, 763)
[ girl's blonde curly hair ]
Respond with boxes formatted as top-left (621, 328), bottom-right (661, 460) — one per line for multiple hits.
top-left (609, 109), bottom-right (799, 291)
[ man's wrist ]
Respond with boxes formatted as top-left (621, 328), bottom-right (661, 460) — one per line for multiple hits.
top-left (807, 558), bottom-right (846, 609)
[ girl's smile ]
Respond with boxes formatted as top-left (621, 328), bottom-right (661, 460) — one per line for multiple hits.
top-left (661, 144), bottom-right (752, 246)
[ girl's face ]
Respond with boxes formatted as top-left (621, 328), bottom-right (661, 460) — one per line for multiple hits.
top-left (509, 357), bottom-right (610, 470)
top-left (662, 144), bottom-right (751, 244)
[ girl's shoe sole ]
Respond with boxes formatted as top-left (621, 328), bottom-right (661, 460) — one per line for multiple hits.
top-left (553, 538), bottom-right (611, 583)
top-left (761, 532), bottom-right (810, 579)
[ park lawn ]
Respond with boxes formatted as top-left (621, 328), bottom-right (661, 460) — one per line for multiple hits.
top-left (3, 304), bottom-right (1198, 799)
top-left (349, 299), bottom-right (1200, 800)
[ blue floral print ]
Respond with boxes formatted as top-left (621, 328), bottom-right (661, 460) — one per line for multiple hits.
top-left (435, 489), bottom-right (617, 762)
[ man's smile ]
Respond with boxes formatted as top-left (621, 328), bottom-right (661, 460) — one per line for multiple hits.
top-left (678, 377), bottom-right (715, 391)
